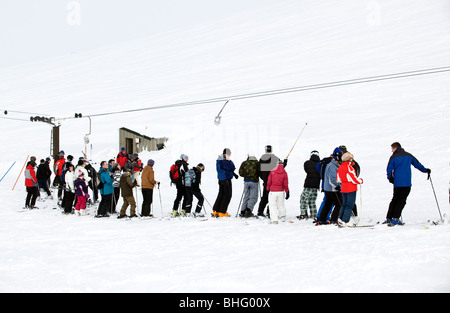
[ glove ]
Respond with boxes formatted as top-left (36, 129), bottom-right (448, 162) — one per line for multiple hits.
top-left (86, 193), bottom-right (90, 199)
top-left (233, 173), bottom-right (239, 179)
top-left (426, 168), bottom-right (431, 180)
top-left (389, 176), bottom-right (394, 184)
top-left (285, 191), bottom-right (290, 200)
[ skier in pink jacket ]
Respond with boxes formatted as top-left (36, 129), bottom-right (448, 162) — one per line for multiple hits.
top-left (267, 161), bottom-right (290, 224)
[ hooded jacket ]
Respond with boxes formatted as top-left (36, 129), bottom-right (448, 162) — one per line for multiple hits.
top-left (267, 164), bottom-right (289, 193)
top-left (303, 154), bottom-right (320, 188)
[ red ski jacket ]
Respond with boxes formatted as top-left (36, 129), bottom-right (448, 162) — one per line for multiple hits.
top-left (55, 157), bottom-right (66, 176)
top-left (267, 164), bottom-right (289, 193)
top-left (25, 163), bottom-right (38, 187)
top-left (336, 162), bottom-right (363, 193)
top-left (116, 152), bottom-right (128, 168)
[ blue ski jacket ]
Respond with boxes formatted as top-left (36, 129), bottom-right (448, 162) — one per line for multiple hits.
top-left (99, 167), bottom-right (114, 195)
top-left (216, 156), bottom-right (236, 181)
top-left (386, 148), bottom-right (427, 187)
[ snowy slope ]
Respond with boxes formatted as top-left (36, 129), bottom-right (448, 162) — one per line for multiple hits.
top-left (1, 0), bottom-right (450, 293)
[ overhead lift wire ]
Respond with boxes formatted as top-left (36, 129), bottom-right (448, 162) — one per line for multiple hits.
top-left (77, 65), bottom-right (450, 119)
top-left (1, 65), bottom-right (450, 122)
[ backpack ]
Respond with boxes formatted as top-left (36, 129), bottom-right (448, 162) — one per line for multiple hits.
top-left (96, 171), bottom-right (104, 190)
top-left (184, 169), bottom-right (196, 187)
top-left (169, 164), bottom-right (180, 183)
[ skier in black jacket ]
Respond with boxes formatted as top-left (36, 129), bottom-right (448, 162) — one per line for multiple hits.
top-left (298, 151), bottom-right (321, 219)
top-left (36, 158), bottom-right (52, 198)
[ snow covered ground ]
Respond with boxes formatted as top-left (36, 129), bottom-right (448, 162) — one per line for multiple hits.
top-left (0, 0), bottom-right (450, 293)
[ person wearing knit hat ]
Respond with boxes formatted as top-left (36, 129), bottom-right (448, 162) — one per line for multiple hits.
top-left (336, 152), bottom-right (364, 227)
top-left (141, 159), bottom-right (159, 217)
top-left (74, 168), bottom-right (89, 216)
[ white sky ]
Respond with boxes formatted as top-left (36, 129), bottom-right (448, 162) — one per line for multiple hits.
top-left (0, 0), bottom-right (275, 68)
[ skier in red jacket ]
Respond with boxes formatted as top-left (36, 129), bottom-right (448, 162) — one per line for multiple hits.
top-left (336, 152), bottom-right (363, 227)
top-left (267, 160), bottom-right (290, 224)
top-left (116, 147), bottom-right (128, 169)
top-left (25, 158), bottom-right (39, 209)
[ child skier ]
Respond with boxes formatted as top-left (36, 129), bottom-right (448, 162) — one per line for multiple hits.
top-left (118, 171), bottom-right (138, 219)
top-left (74, 170), bottom-right (89, 216)
top-left (184, 163), bottom-right (205, 217)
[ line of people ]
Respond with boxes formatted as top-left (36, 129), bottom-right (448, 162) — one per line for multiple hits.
top-left (25, 141), bottom-right (430, 226)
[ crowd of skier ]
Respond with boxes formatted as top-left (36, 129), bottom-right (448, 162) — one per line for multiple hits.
top-left (23, 142), bottom-right (430, 227)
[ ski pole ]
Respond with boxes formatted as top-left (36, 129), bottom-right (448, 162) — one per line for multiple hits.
top-left (0, 161), bottom-right (16, 183)
top-left (158, 183), bottom-right (163, 217)
top-left (12, 155), bottom-right (29, 191)
top-left (429, 175), bottom-right (443, 221)
top-left (285, 122), bottom-right (308, 160)
top-left (235, 187), bottom-right (245, 217)
top-left (359, 184), bottom-right (363, 222)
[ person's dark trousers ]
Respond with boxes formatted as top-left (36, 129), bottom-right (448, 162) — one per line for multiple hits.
top-left (257, 181), bottom-right (269, 215)
top-left (185, 188), bottom-right (204, 213)
top-left (387, 187), bottom-right (411, 220)
top-left (192, 190), bottom-right (204, 213)
top-left (97, 193), bottom-right (112, 216)
top-left (113, 187), bottom-right (120, 213)
top-left (64, 191), bottom-right (75, 214)
top-left (141, 188), bottom-right (154, 216)
top-left (172, 182), bottom-right (186, 212)
top-left (318, 191), bottom-right (342, 223)
top-left (213, 179), bottom-right (232, 214)
top-left (38, 179), bottom-right (52, 196)
top-left (25, 187), bottom-right (38, 207)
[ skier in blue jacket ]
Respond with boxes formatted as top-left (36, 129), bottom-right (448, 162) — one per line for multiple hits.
top-left (386, 142), bottom-right (430, 226)
top-left (96, 161), bottom-right (115, 217)
top-left (212, 148), bottom-right (238, 217)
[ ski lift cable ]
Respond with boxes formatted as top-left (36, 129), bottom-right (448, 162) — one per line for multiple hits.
top-left (79, 65), bottom-right (450, 119)
top-left (2, 65), bottom-right (450, 121)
